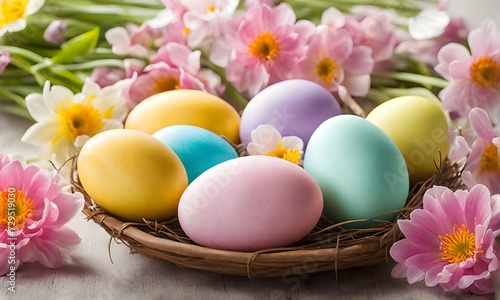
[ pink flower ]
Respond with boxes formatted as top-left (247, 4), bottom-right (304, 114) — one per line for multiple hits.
top-left (105, 24), bottom-right (161, 58)
top-left (226, 3), bottom-right (307, 97)
top-left (390, 185), bottom-right (500, 295)
top-left (0, 52), bottom-right (10, 74)
top-left (181, 0), bottom-right (238, 47)
top-left (126, 62), bottom-right (205, 108)
top-left (152, 42), bottom-right (224, 93)
top-left (435, 19), bottom-right (500, 120)
top-left (349, 8), bottom-right (397, 63)
top-left (461, 108), bottom-right (500, 194)
top-left (295, 27), bottom-right (374, 97)
top-left (43, 20), bottom-right (67, 44)
top-left (158, 18), bottom-right (188, 46)
top-left (161, 0), bottom-right (187, 18)
top-left (0, 157), bottom-right (84, 276)
top-left (90, 67), bottom-right (126, 88)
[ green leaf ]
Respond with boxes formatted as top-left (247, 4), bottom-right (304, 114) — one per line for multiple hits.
top-left (52, 27), bottom-right (100, 64)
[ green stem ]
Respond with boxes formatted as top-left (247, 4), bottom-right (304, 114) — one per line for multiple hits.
top-left (0, 46), bottom-right (45, 63)
top-left (0, 89), bottom-right (28, 108)
top-left (0, 105), bottom-right (33, 120)
top-left (59, 59), bottom-right (124, 71)
top-left (201, 58), bottom-right (249, 110)
top-left (372, 72), bottom-right (449, 89)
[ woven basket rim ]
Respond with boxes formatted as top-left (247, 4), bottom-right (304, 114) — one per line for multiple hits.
top-left (71, 156), bottom-right (462, 278)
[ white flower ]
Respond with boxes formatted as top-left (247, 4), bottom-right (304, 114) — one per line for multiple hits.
top-left (21, 78), bottom-right (128, 165)
top-left (408, 7), bottom-right (450, 40)
top-left (247, 124), bottom-right (304, 164)
top-left (0, 0), bottom-right (45, 37)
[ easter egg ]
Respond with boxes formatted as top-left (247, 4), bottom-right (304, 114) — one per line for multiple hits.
top-left (239, 79), bottom-right (341, 146)
top-left (125, 90), bottom-right (241, 144)
top-left (304, 115), bottom-right (409, 228)
top-left (153, 125), bottom-right (238, 183)
top-left (366, 96), bottom-right (449, 184)
top-left (77, 129), bottom-right (188, 222)
top-left (178, 156), bottom-right (323, 251)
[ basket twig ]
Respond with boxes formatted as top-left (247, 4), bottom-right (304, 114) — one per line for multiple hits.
top-left (72, 153), bottom-right (463, 277)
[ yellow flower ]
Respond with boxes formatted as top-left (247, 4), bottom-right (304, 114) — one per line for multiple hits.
top-left (21, 79), bottom-right (128, 165)
top-left (0, 0), bottom-right (45, 37)
top-left (246, 124), bottom-right (304, 164)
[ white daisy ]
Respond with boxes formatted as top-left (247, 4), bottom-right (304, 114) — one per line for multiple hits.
top-left (21, 78), bottom-right (128, 165)
top-left (247, 124), bottom-right (304, 165)
top-left (0, 0), bottom-right (46, 37)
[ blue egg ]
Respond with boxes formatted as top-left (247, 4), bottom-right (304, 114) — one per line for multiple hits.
top-left (153, 125), bottom-right (238, 183)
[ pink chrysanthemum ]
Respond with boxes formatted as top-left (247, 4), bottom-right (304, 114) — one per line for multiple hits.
top-left (226, 3), bottom-right (307, 97)
top-left (435, 19), bottom-right (500, 120)
top-left (461, 108), bottom-right (500, 194)
top-left (0, 156), bottom-right (84, 276)
top-left (390, 185), bottom-right (500, 295)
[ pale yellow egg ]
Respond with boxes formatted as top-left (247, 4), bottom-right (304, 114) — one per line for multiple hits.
top-left (125, 90), bottom-right (241, 144)
top-left (77, 129), bottom-right (188, 222)
top-left (366, 96), bottom-right (450, 185)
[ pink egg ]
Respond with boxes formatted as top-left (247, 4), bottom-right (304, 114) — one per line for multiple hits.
top-left (178, 156), bottom-right (323, 251)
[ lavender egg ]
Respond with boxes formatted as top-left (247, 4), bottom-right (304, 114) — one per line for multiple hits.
top-left (239, 79), bottom-right (341, 146)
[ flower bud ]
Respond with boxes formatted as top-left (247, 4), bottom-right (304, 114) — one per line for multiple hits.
top-left (43, 20), bottom-right (68, 44)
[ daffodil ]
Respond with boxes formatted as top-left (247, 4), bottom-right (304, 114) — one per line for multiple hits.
top-left (0, 0), bottom-right (45, 37)
top-left (246, 124), bottom-right (304, 164)
top-left (21, 79), bottom-right (128, 165)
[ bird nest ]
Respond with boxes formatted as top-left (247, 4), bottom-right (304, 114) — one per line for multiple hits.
top-left (70, 153), bottom-right (462, 278)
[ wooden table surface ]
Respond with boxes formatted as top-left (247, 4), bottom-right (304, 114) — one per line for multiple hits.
top-left (0, 111), bottom-right (497, 300)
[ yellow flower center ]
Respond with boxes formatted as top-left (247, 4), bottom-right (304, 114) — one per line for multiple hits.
top-left (206, 4), bottom-right (216, 12)
top-left (480, 142), bottom-right (500, 174)
top-left (439, 224), bottom-right (478, 264)
top-left (248, 32), bottom-right (280, 61)
top-left (0, 0), bottom-right (29, 27)
top-left (469, 56), bottom-right (499, 88)
top-left (183, 27), bottom-right (191, 35)
top-left (0, 189), bottom-right (34, 230)
top-left (54, 103), bottom-right (104, 144)
top-left (153, 76), bottom-right (180, 94)
top-left (316, 57), bottom-right (339, 84)
top-left (266, 141), bottom-right (302, 164)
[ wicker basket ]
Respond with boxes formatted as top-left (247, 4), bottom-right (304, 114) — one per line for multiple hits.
top-left (71, 157), bottom-right (462, 278)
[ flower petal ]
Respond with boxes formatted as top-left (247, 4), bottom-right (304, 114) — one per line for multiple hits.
top-left (435, 43), bottom-right (471, 79)
top-left (246, 142), bottom-right (267, 156)
top-left (282, 136), bottom-right (303, 151)
top-left (469, 19), bottom-right (500, 57)
top-left (0, 161), bottom-right (24, 191)
top-left (25, 92), bottom-right (54, 121)
top-left (469, 108), bottom-right (496, 142)
top-left (464, 184), bottom-right (492, 228)
top-left (408, 7), bottom-right (449, 40)
top-left (250, 124), bottom-right (282, 149)
top-left (21, 121), bottom-right (59, 146)
top-left (50, 192), bottom-right (84, 227)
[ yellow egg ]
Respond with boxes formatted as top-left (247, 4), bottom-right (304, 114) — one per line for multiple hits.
top-left (366, 96), bottom-right (450, 185)
top-left (124, 90), bottom-right (241, 144)
top-left (77, 129), bottom-right (188, 222)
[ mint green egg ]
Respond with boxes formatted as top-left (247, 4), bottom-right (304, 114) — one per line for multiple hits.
top-left (304, 115), bottom-right (409, 228)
